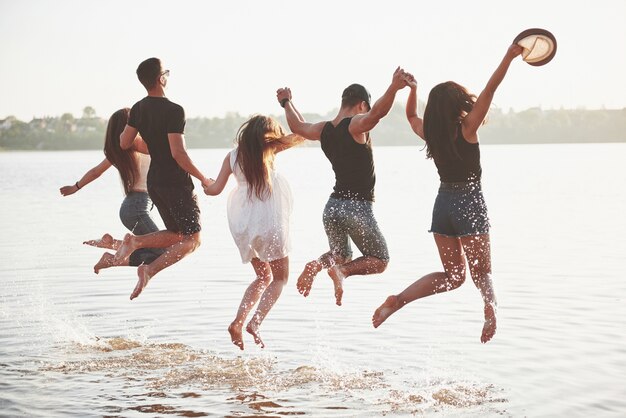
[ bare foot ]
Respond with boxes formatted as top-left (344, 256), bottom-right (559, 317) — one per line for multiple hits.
top-left (327, 265), bottom-right (345, 306)
top-left (130, 264), bottom-right (151, 300)
top-left (114, 233), bottom-right (136, 265)
top-left (297, 260), bottom-right (322, 297)
top-left (246, 321), bottom-right (265, 349)
top-left (372, 295), bottom-right (402, 328)
top-left (228, 322), bottom-right (244, 350)
top-left (84, 233), bottom-right (117, 250)
top-left (481, 303), bottom-right (497, 343)
top-left (94, 252), bottom-right (115, 274)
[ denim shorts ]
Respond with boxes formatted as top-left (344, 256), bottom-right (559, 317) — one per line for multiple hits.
top-left (119, 191), bottom-right (164, 266)
top-left (323, 197), bottom-right (389, 261)
top-left (429, 182), bottom-right (490, 237)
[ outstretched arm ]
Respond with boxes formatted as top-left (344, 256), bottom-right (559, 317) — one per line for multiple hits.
top-left (169, 133), bottom-right (212, 188)
top-left (120, 125), bottom-right (139, 150)
top-left (59, 158), bottom-right (112, 196)
top-left (349, 66), bottom-right (408, 139)
top-left (404, 73), bottom-right (424, 140)
top-left (276, 88), bottom-right (325, 141)
top-left (203, 153), bottom-right (232, 196)
top-left (462, 44), bottom-right (523, 142)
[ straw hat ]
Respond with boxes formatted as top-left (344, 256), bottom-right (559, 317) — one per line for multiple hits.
top-left (513, 28), bottom-right (557, 66)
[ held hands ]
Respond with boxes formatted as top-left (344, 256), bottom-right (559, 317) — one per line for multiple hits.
top-left (403, 72), bottom-right (418, 90)
top-left (391, 66), bottom-right (410, 91)
top-left (202, 178), bottom-right (216, 195)
top-left (276, 87), bottom-right (292, 107)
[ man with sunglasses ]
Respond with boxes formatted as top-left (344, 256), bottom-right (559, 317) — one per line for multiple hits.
top-left (276, 67), bottom-right (409, 307)
top-left (115, 57), bottom-right (211, 300)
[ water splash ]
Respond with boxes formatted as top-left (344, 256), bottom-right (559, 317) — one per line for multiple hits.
top-left (39, 337), bottom-right (507, 415)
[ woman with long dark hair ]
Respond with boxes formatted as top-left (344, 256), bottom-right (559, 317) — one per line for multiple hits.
top-left (204, 115), bottom-right (303, 350)
top-left (60, 108), bottom-right (162, 272)
top-left (372, 44), bottom-right (523, 343)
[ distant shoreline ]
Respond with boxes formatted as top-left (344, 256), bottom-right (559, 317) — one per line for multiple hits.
top-left (2, 140), bottom-right (625, 153)
top-left (2, 106), bottom-right (624, 150)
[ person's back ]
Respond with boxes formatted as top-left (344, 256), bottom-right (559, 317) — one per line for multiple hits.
top-left (203, 115), bottom-right (303, 350)
top-left (320, 117), bottom-right (375, 201)
top-left (276, 68), bottom-right (409, 306)
top-left (432, 128), bottom-right (482, 183)
top-left (129, 96), bottom-right (190, 187)
top-left (114, 57), bottom-right (211, 301)
top-left (132, 153), bottom-right (150, 192)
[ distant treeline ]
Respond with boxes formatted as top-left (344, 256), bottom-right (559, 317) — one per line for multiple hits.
top-left (1, 105), bottom-right (624, 151)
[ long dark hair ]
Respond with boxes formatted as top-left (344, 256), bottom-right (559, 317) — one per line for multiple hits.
top-left (423, 81), bottom-right (476, 160)
top-left (104, 108), bottom-right (138, 195)
top-left (235, 115), bottom-right (285, 200)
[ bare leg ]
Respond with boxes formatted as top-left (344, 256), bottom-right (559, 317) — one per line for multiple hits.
top-left (228, 258), bottom-right (272, 350)
top-left (129, 232), bottom-right (201, 300)
top-left (329, 255), bottom-right (388, 306)
top-left (246, 257), bottom-right (289, 348)
top-left (460, 234), bottom-right (497, 343)
top-left (372, 234), bottom-right (466, 328)
top-left (84, 233), bottom-right (121, 250)
top-left (114, 230), bottom-right (185, 265)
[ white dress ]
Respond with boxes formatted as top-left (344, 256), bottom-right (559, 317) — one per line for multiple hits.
top-left (227, 149), bottom-right (293, 263)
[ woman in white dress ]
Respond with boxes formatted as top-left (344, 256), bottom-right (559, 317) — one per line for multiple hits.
top-left (204, 115), bottom-right (303, 350)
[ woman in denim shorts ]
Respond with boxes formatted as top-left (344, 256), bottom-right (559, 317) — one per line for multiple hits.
top-left (60, 108), bottom-right (163, 272)
top-left (372, 44), bottom-right (524, 343)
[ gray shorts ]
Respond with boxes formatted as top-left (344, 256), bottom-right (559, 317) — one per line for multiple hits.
top-left (322, 197), bottom-right (389, 261)
top-left (119, 192), bottom-right (164, 266)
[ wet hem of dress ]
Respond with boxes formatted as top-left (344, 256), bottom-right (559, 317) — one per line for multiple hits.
top-left (241, 253), bottom-right (290, 264)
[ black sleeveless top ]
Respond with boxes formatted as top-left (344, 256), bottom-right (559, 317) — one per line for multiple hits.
top-left (320, 117), bottom-right (376, 201)
top-left (433, 127), bottom-right (482, 183)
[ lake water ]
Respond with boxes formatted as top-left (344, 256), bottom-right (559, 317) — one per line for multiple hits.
top-left (0, 144), bottom-right (625, 417)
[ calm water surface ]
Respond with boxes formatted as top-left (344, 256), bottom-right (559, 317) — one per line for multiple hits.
top-left (0, 144), bottom-right (625, 417)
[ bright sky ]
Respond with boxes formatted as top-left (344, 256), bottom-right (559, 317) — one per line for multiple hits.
top-left (1, 0), bottom-right (625, 121)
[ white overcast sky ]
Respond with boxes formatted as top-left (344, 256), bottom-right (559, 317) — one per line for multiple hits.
top-left (1, 0), bottom-right (625, 120)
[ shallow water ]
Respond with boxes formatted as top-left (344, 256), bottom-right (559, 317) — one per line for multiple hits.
top-left (1, 144), bottom-right (625, 417)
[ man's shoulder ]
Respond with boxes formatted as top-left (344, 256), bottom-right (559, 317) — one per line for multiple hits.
top-left (165, 99), bottom-right (184, 111)
top-left (130, 97), bottom-right (146, 109)
top-left (164, 100), bottom-right (185, 119)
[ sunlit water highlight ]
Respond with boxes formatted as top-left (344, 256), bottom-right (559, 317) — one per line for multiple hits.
top-left (1, 144), bottom-right (625, 417)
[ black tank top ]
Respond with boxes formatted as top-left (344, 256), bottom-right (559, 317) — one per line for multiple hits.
top-left (320, 117), bottom-right (376, 201)
top-left (434, 127), bottom-right (482, 182)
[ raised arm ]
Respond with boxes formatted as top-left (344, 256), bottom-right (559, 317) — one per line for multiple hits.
top-left (276, 88), bottom-right (325, 141)
top-left (349, 67), bottom-right (408, 138)
top-left (168, 133), bottom-right (211, 188)
top-left (203, 153), bottom-right (232, 196)
top-left (404, 73), bottom-right (424, 140)
top-left (59, 158), bottom-right (112, 196)
top-left (120, 125), bottom-right (139, 150)
top-left (462, 44), bottom-right (523, 141)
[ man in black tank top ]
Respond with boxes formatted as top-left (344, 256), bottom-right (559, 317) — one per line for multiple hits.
top-left (276, 67), bottom-right (409, 306)
top-left (112, 57), bottom-right (212, 300)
